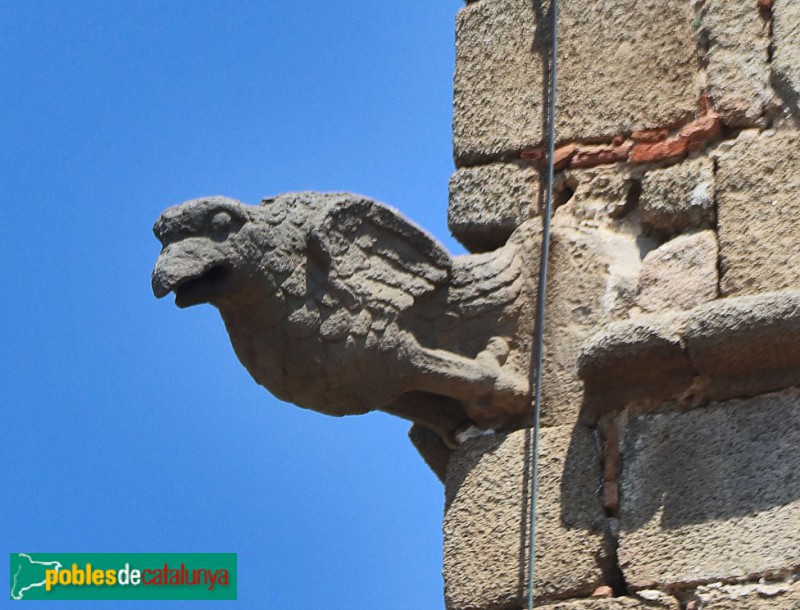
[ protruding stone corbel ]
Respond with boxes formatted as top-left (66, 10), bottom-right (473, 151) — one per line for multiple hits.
top-left (578, 291), bottom-right (800, 422)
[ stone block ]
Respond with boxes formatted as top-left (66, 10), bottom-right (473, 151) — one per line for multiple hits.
top-left (700, 0), bottom-right (771, 126)
top-left (639, 157), bottom-right (715, 234)
top-left (618, 389), bottom-right (800, 590)
top-left (537, 596), bottom-right (678, 610)
top-left (453, 0), bottom-right (697, 164)
top-left (695, 581), bottom-right (800, 609)
top-left (453, 0), bottom-right (545, 164)
top-left (443, 425), bottom-right (607, 609)
top-left (716, 131), bottom-right (800, 296)
top-left (636, 230), bottom-right (718, 313)
top-left (448, 162), bottom-right (541, 252)
top-left (683, 291), bottom-right (800, 402)
top-left (773, 0), bottom-right (800, 117)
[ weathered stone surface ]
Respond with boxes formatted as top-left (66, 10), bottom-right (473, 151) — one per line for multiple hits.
top-left (537, 596), bottom-right (678, 610)
top-left (541, 220), bottom-right (643, 427)
top-left (578, 315), bottom-right (694, 422)
top-left (716, 131), bottom-right (800, 296)
top-left (448, 162), bottom-right (541, 252)
top-left (683, 291), bottom-right (800, 401)
top-left (640, 157), bottom-right (715, 234)
top-left (152, 192), bottom-right (540, 447)
top-left (560, 167), bottom-right (634, 223)
top-left (578, 291), bottom-right (800, 420)
top-left (636, 230), bottom-right (718, 313)
top-left (451, 169), bottom-right (641, 426)
top-left (772, 0), bottom-right (800, 118)
top-left (700, 0), bottom-right (771, 126)
top-left (618, 388), bottom-right (800, 590)
top-left (443, 425), bottom-right (607, 609)
top-left (453, 0), bottom-right (697, 163)
top-left (694, 581), bottom-right (800, 609)
top-left (453, 0), bottom-right (545, 164)
top-left (556, 0), bottom-right (697, 142)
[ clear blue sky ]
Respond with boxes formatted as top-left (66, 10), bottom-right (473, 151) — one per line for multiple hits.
top-left (1, 1), bottom-right (465, 608)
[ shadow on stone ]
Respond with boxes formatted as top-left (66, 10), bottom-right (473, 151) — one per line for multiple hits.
top-left (530, 0), bottom-right (555, 148)
top-left (621, 388), bottom-right (800, 532)
top-left (772, 71), bottom-right (800, 124)
top-left (444, 425), bottom-right (606, 609)
top-left (617, 389), bottom-right (800, 589)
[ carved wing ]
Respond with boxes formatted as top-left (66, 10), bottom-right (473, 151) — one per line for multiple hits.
top-left (308, 195), bottom-right (452, 316)
top-left (448, 248), bottom-right (526, 317)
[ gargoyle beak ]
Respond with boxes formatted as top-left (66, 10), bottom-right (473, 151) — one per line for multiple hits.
top-left (152, 241), bottom-right (228, 308)
top-left (152, 244), bottom-right (209, 297)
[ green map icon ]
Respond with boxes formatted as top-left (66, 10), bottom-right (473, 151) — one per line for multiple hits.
top-left (10, 553), bottom-right (63, 600)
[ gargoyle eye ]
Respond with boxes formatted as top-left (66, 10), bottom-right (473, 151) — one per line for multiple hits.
top-left (210, 211), bottom-right (233, 235)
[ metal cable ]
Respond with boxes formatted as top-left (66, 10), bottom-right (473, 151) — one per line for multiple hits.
top-left (526, 1), bottom-right (558, 608)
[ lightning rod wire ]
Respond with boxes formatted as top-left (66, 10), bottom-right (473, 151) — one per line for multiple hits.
top-left (527, 1), bottom-right (558, 608)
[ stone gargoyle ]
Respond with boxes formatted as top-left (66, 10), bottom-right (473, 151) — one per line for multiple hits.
top-left (152, 191), bottom-right (537, 448)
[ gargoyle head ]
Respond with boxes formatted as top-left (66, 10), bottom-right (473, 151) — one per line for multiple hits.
top-left (152, 196), bottom-right (260, 309)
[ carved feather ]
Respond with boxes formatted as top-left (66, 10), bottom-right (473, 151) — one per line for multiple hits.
top-left (307, 196), bottom-right (451, 318)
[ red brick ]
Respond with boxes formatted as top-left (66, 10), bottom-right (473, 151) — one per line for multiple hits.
top-left (569, 142), bottom-right (632, 168)
top-left (520, 147), bottom-right (545, 163)
top-left (679, 114), bottom-right (722, 151)
top-left (553, 143), bottom-right (578, 169)
top-left (603, 480), bottom-right (620, 514)
top-left (630, 138), bottom-right (688, 164)
top-left (520, 142), bottom-right (577, 170)
top-left (592, 585), bottom-right (614, 598)
top-left (604, 423), bottom-right (621, 481)
top-left (698, 93), bottom-right (713, 116)
top-left (631, 127), bottom-right (669, 143)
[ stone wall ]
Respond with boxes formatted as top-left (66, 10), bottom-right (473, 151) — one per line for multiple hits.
top-left (442, 0), bottom-right (800, 608)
